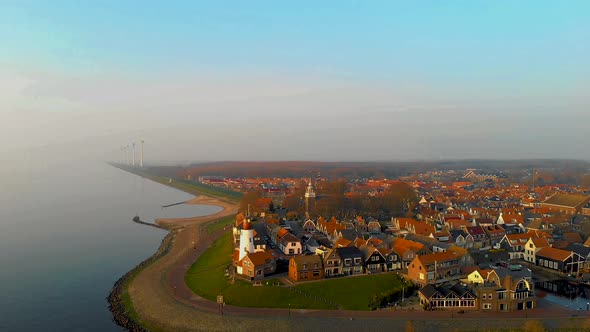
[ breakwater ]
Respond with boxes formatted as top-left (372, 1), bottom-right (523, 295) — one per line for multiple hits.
top-left (132, 217), bottom-right (166, 230)
top-left (162, 201), bottom-right (185, 208)
top-left (107, 227), bottom-right (175, 331)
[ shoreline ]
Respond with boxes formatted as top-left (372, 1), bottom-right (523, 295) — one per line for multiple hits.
top-left (107, 166), bottom-right (239, 332)
top-left (109, 166), bottom-right (590, 332)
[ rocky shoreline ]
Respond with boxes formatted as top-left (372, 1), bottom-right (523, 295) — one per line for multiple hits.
top-left (107, 228), bottom-right (176, 332)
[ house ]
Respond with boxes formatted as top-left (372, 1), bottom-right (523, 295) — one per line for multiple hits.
top-left (475, 267), bottom-right (535, 311)
top-left (483, 225), bottom-right (506, 245)
top-left (565, 244), bottom-right (590, 271)
top-left (367, 220), bottom-right (382, 233)
top-left (381, 248), bottom-right (401, 271)
top-left (238, 251), bottom-right (278, 280)
top-left (464, 225), bottom-right (490, 249)
top-left (499, 233), bottom-right (533, 260)
top-left (359, 245), bottom-right (387, 273)
top-left (279, 233), bottom-right (302, 255)
top-left (338, 246), bottom-right (365, 276)
top-left (324, 246), bottom-right (364, 277)
top-left (324, 247), bottom-right (342, 277)
top-left (542, 193), bottom-right (590, 215)
top-left (302, 236), bottom-right (320, 253)
top-left (392, 238), bottom-right (430, 269)
top-left (289, 255), bottom-right (324, 282)
top-left (467, 269), bottom-right (492, 284)
top-left (394, 217), bottom-right (435, 236)
top-left (302, 219), bottom-right (317, 232)
top-left (419, 283), bottom-right (477, 311)
top-left (408, 251), bottom-right (461, 286)
top-left (449, 229), bottom-right (474, 249)
top-left (535, 247), bottom-right (585, 275)
top-left (523, 237), bottom-right (550, 263)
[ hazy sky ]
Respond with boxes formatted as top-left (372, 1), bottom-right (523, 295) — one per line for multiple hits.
top-left (1, 1), bottom-right (589, 163)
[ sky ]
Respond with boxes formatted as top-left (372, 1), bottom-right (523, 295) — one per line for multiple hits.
top-left (1, 1), bottom-right (589, 163)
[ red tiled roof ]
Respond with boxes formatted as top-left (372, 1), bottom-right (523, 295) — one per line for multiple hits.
top-left (536, 247), bottom-right (573, 261)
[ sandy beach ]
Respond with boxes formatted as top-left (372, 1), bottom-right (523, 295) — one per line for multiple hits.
top-left (155, 195), bottom-right (238, 228)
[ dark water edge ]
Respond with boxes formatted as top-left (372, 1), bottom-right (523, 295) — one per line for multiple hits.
top-left (108, 229), bottom-right (175, 331)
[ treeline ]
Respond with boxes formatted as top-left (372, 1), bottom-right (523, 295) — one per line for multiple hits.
top-left (148, 159), bottom-right (590, 185)
top-left (241, 180), bottom-right (419, 219)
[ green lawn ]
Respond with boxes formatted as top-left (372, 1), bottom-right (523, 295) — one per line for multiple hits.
top-left (296, 274), bottom-right (406, 310)
top-left (185, 230), bottom-right (406, 311)
top-left (205, 215), bottom-right (235, 234)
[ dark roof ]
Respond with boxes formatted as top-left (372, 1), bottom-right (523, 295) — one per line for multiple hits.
top-left (566, 243), bottom-right (590, 257)
top-left (492, 266), bottom-right (533, 281)
top-left (335, 246), bottom-right (363, 260)
top-left (419, 284), bottom-right (439, 299)
top-left (339, 229), bottom-right (358, 241)
top-left (449, 230), bottom-right (468, 241)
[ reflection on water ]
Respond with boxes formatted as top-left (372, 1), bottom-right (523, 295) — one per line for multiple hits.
top-left (536, 280), bottom-right (590, 311)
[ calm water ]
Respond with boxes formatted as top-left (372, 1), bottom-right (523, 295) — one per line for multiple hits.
top-left (0, 158), bottom-right (221, 331)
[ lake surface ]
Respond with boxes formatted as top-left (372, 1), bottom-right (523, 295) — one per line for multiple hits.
top-left (0, 158), bottom-right (221, 331)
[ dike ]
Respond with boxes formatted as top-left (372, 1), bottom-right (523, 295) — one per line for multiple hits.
top-left (107, 228), bottom-right (175, 331)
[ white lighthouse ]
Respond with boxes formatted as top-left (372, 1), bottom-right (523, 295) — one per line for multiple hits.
top-left (238, 219), bottom-right (255, 261)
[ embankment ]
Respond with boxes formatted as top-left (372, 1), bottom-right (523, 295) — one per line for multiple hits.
top-left (108, 228), bottom-right (175, 331)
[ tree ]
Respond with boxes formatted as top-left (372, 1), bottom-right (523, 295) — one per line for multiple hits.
top-left (239, 189), bottom-right (263, 214)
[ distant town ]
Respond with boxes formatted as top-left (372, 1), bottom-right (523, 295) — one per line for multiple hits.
top-left (195, 166), bottom-right (590, 312)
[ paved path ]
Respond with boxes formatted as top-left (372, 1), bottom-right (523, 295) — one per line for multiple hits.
top-left (126, 196), bottom-right (590, 331)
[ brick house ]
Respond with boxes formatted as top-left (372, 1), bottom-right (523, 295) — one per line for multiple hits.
top-left (408, 251), bottom-right (461, 286)
top-left (475, 268), bottom-right (535, 312)
top-left (289, 255), bottom-right (324, 282)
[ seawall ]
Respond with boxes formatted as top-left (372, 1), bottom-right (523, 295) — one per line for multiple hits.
top-left (107, 228), bottom-right (175, 331)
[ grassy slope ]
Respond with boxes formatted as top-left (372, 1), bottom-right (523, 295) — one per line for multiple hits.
top-left (206, 215), bottom-right (235, 235)
top-left (185, 230), bottom-right (404, 311)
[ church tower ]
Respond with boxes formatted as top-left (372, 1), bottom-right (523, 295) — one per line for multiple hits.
top-left (304, 178), bottom-right (316, 216)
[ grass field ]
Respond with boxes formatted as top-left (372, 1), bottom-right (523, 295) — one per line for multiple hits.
top-left (185, 229), bottom-right (406, 310)
top-left (112, 164), bottom-right (242, 203)
top-left (205, 215), bottom-right (235, 234)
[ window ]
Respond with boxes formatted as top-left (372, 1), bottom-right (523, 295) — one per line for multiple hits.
top-left (344, 258), bottom-right (352, 265)
top-left (313, 270), bottom-right (320, 277)
top-left (354, 258), bottom-right (361, 264)
top-left (303, 264), bottom-right (307, 270)
top-left (482, 294), bottom-right (487, 299)
top-left (419, 273), bottom-right (424, 280)
top-left (483, 303), bottom-right (491, 309)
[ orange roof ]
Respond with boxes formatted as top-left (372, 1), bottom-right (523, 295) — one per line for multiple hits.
top-left (536, 247), bottom-right (573, 261)
top-left (393, 238), bottom-right (424, 254)
top-left (277, 228), bottom-right (289, 239)
top-left (244, 250), bottom-right (276, 266)
top-left (562, 232), bottom-right (583, 244)
top-left (334, 238), bottom-right (352, 248)
top-left (530, 237), bottom-right (549, 248)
